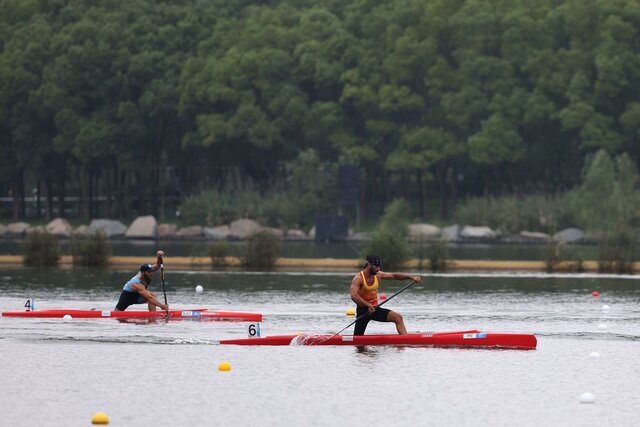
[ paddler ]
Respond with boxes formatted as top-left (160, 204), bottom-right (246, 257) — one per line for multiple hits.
top-left (115, 250), bottom-right (169, 312)
top-left (350, 255), bottom-right (421, 335)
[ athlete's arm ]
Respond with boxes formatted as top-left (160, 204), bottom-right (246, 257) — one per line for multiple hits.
top-left (131, 282), bottom-right (169, 310)
top-left (377, 271), bottom-right (421, 283)
top-left (350, 275), bottom-right (375, 313)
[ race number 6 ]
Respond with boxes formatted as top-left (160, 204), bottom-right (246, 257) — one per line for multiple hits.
top-left (248, 323), bottom-right (261, 338)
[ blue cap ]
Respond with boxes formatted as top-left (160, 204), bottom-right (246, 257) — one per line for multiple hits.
top-left (140, 264), bottom-right (155, 272)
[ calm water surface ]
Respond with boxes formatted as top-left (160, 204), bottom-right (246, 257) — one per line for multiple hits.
top-left (0, 268), bottom-right (638, 427)
top-left (0, 239), bottom-right (602, 260)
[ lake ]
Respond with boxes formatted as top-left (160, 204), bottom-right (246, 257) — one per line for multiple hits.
top-left (0, 268), bottom-right (638, 426)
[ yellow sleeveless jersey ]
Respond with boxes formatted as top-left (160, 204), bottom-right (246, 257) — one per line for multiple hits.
top-left (358, 270), bottom-right (379, 306)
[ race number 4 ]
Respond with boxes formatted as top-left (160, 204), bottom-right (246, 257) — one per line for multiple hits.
top-left (24, 298), bottom-right (35, 311)
top-left (248, 323), bottom-right (261, 338)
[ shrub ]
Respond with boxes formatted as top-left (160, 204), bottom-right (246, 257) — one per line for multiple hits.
top-left (242, 231), bottom-right (282, 269)
top-left (598, 225), bottom-right (636, 274)
top-left (453, 194), bottom-right (571, 234)
top-left (544, 241), bottom-right (584, 273)
top-left (379, 198), bottom-right (412, 236)
top-left (207, 241), bottom-right (230, 268)
top-left (22, 230), bottom-right (60, 267)
top-left (70, 231), bottom-right (111, 267)
top-left (426, 239), bottom-right (451, 272)
top-left (363, 228), bottom-right (409, 271)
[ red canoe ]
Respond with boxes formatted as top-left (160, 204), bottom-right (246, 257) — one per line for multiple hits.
top-left (218, 330), bottom-right (537, 349)
top-left (2, 308), bottom-right (262, 322)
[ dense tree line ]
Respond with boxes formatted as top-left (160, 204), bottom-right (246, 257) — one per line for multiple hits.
top-left (1, 0), bottom-right (639, 222)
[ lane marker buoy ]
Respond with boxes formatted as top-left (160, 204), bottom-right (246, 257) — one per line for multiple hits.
top-left (579, 392), bottom-right (595, 404)
top-left (91, 412), bottom-right (110, 424)
top-left (195, 285), bottom-right (204, 293)
top-left (218, 361), bottom-right (232, 371)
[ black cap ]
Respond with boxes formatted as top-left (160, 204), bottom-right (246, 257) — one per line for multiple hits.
top-left (140, 264), bottom-right (154, 272)
top-left (366, 255), bottom-right (382, 267)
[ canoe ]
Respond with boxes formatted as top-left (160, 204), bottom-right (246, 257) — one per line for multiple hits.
top-left (218, 330), bottom-right (537, 349)
top-left (1, 308), bottom-right (262, 322)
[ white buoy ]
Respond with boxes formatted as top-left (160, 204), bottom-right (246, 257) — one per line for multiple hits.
top-left (195, 285), bottom-right (204, 293)
top-left (598, 323), bottom-right (607, 330)
top-left (601, 304), bottom-right (610, 311)
top-left (580, 392), bottom-right (595, 404)
top-left (63, 314), bottom-right (72, 320)
top-left (589, 352), bottom-right (600, 358)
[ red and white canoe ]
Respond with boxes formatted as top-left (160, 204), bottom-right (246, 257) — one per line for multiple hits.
top-left (1, 308), bottom-right (262, 322)
top-left (218, 330), bottom-right (537, 349)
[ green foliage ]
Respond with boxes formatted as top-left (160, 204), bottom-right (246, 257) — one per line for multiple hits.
top-left (378, 199), bottom-right (412, 236)
top-left (3, 0), bottom-right (640, 226)
top-left (543, 242), bottom-right (585, 273)
top-left (597, 225), bottom-right (636, 274)
top-left (70, 231), bottom-right (111, 267)
top-left (363, 228), bottom-right (409, 271)
top-left (361, 199), bottom-right (413, 270)
top-left (567, 150), bottom-right (640, 232)
top-left (242, 231), bottom-right (282, 269)
top-left (22, 230), bottom-right (60, 267)
top-left (180, 149), bottom-right (334, 228)
top-left (415, 237), bottom-right (450, 272)
top-left (453, 194), bottom-right (571, 234)
top-left (207, 241), bottom-right (230, 269)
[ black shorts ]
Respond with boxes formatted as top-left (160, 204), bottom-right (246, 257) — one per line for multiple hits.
top-left (354, 306), bottom-right (391, 336)
top-left (115, 290), bottom-right (146, 311)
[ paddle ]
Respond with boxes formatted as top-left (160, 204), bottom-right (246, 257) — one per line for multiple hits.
top-left (159, 256), bottom-right (169, 314)
top-left (321, 280), bottom-right (418, 343)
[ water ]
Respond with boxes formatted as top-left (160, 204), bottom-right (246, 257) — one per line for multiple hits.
top-left (1, 269), bottom-right (639, 426)
top-left (0, 239), bottom-right (601, 260)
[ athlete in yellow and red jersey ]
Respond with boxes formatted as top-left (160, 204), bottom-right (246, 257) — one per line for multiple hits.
top-left (350, 255), bottom-right (421, 335)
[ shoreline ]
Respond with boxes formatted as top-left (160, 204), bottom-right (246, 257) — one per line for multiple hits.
top-left (0, 255), bottom-right (635, 273)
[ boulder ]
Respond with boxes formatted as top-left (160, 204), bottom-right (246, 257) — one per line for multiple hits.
top-left (176, 225), bottom-right (203, 237)
top-left (229, 219), bottom-right (261, 239)
top-left (519, 231), bottom-right (551, 241)
top-left (6, 222), bottom-right (30, 236)
top-left (89, 219), bottom-right (127, 237)
top-left (125, 215), bottom-right (157, 239)
top-left (46, 218), bottom-right (73, 237)
top-left (157, 223), bottom-right (177, 238)
top-left (553, 227), bottom-right (584, 243)
top-left (73, 225), bottom-right (90, 236)
top-left (26, 225), bottom-right (47, 234)
top-left (285, 229), bottom-right (307, 240)
top-left (441, 225), bottom-right (460, 241)
top-left (203, 225), bottom-right (230, 240)
top-left (260, 227), bottom-right (284, 238)
top-left (407, 223), bottom-right (441, 241)
top-left (460, 225), bottom-right (497, 239)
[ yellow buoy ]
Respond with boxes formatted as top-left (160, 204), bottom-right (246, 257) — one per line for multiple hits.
top-left (218, 361), bottom-right (232, 371)
top-left (91, 412), bottom-right (110, 424)
top-left (346, 308), bottom-right (356, 316)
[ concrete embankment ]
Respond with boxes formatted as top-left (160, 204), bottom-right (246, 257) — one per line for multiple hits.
top-left (0, 255), bottom-right (629, 272)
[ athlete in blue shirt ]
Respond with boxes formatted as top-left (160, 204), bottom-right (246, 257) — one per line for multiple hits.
top-left (115, 250), bottom-right (169, 312)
